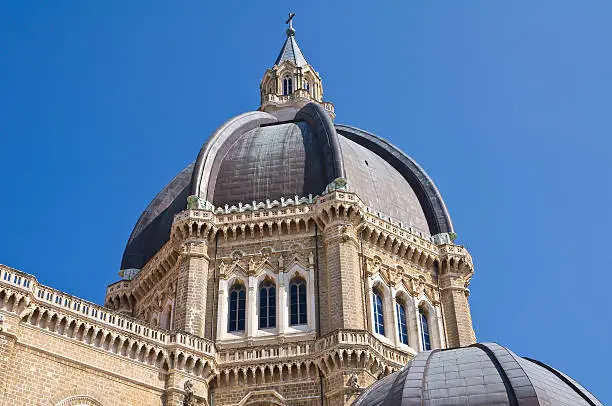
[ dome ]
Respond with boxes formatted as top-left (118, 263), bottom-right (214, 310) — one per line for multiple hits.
top-left (353, 343), bottom-right (602, 406)
top-left (121, 103), bottom-right (453, 270)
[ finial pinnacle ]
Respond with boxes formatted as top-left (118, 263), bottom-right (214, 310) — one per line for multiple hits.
top-left (285, 12), bottom-right (296, 36)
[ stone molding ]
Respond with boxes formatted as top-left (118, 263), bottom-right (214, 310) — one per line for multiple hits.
top-left (0, 266), bottom-right (408, 385)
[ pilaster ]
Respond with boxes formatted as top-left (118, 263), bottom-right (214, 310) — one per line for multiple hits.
top-left (174, 239), bottom-right (210, 336)
top-left (278, 270), bottom-right (288, 336)
top-left (320, 222), bottom-right (365, 332)
top-left (439, 274), bottom-right (476, 347)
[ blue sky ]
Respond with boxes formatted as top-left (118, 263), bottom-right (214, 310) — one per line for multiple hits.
top-left (1, 1), bottom-right (610, 402)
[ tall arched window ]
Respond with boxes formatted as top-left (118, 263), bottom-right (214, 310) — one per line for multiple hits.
top-left (259, 279), bottom-right (276, 329)
top-left (396, 299), bottom-right (409, 345)
top-left (283, 76), bottom-right (293, 95)
top-left (303, 79), bottom-right (310, 94)
top-left (228, 283), bottom-right (246, 333)
top-left (372, 288), bottom-right (385, 336)
top-left (419, 307), bottom-right (431, 350)
top-left (289, 277), bottom-right (307, 325)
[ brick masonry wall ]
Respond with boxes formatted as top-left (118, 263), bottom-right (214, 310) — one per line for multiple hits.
top-left (322, 224), bottom-right (365, 332)
top-left (213, 379), bottom-right (321, 406)
top-left (0, 194), bottom-right (477, 405)
top-left (174, 250), bottom-right (209, 336)
top-left (1, 337), bottom-right (164, 405)
top-left (440, 275), bottom-right (476, 347)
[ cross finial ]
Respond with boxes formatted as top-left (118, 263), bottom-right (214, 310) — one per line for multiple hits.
top-left (285, 12), bottom-right (296, 36)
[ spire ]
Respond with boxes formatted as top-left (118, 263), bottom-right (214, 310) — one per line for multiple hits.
top-left (274, 13), bottom-right (308, 67)
top-left (259, 13), bottom-right (335, 119)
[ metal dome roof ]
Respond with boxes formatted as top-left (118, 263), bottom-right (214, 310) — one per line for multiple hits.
top-left (353, 343), bottom-right (602, 406)
top-left (120, 103), bottom-right (453, 270)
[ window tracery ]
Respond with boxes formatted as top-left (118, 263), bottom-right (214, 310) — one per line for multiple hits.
top-left (372, 288), bottom-right (385, 336)
top-left (289, 277), bottom-right (307, 325)
top-left (228, 282), bottom-right (246, 332)
top-left (283, 76), bottom-right (293, 95)
top-left (396, 298), bottom-right (409, 345)
top-left (259, 279), bottom-right (276, 329)
top-left (419, 306), bottom-right (431, 350)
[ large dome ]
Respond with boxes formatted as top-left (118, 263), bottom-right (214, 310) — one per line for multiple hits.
top-left (121, 103), bottom-right (453, 270)
top-left (354, 343), bottom-right (602, 406)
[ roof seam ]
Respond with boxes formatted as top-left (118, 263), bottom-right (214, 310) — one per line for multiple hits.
top-left (471, 343), bottom-right (519, 406)
top-left (523, 357), bottom-right (598, 406)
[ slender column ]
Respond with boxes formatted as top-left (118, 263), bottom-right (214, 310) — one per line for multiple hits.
top-left (390, 289), bottom-right (399, 346)
top-left (278, 271), bottom-right (288, 335)
top-left (366, 278), bottom-right (374, 335)
top-left (307, 266), bottom-right (316, 332)
top-left (414, 296), bottom-right (423, 351)
top-left (435, 304), bottom-right (447, 349)
top-left (247, 275), bottom-right (257, 338)
top-left (216, 278), bottom-right (228, 340)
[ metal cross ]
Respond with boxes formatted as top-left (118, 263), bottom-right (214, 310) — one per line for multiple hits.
top-left (286, 12), bottom-right (295, 29)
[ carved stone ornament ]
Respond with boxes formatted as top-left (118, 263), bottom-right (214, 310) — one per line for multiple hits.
top-left (218, 261), bottom-right (227, 277)
top-left (350, 374), bottom-right (360, 389)
top-left (183, 380), bottom-right (196, 406)
top-left (231, 250), bottom-right (244, 261)
top-left (278, 254), bottom-right (284, 270)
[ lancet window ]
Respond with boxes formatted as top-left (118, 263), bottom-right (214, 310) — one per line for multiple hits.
top-left (419, 307), bottom-right (431, 350)
top-left (396, 299), bottom-right (409, 345)
top-left (228, 283), bottom-right (246, 332)
top-left (289, 277), bottom-right (307, 325)
top-left (373, 288), bottom-right (385, 336)
top-left (259, 279), bottom-right (276, 329)
top-left (283, 76), bottom-right (293, 95)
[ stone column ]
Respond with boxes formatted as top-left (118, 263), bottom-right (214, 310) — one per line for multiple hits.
top-left (216, 278), bottom-right (228, 340)
top-left (307, 266), bottom-right (316, 332)
top-left (278, 271), bottom-right (288, 336)
top-left (247, 275), bottom-right (257, 338)
top-left (390, 289), bottom-right (399, 346)
top-left (321, 221), bottom-right (365, 332)
top-left (435, 304), bottom-right (447, 349)
top-left (173, 239), bottom-right (210, 336)
top-left (414, 296), bottom-right (424, 351)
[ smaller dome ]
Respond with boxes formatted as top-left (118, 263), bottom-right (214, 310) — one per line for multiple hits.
top-left (354, 343), bottom-right (601, 406)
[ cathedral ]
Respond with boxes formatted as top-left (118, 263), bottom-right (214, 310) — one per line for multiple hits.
top-left (0, 16), bottom-right (603, 406)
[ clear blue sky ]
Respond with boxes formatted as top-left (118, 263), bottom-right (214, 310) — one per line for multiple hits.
top-left (1, 1), bottom-right (610, 402)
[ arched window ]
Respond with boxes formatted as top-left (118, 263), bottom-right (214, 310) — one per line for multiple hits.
top-left (289, 277), bottom-right (307, 325)
top-left (228, 283), bottom-right (246, 332)
top-left (283, 76), bottom-right (293, 95)
top-left (259, 279), bottom-right (276, 329)
top-left (303, 79), bottom-right (310, 94)
top-left (396, 299), bottom-right (409, 345)
top-left (419, 307), bottom-right (431, 350)
top-left (372, 289), bottom-right (385, 335)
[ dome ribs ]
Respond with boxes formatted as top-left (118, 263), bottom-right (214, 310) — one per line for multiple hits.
top-left (335, 124), bottom-right (453, 236)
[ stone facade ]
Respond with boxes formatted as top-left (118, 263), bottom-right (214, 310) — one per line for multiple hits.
top-left (0, 187), bottom-right (475, 406)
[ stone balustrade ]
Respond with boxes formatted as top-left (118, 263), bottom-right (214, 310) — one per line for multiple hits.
top-left (1, 264), bottom-right (412, 384)
top-left (0, 264), bottom-right (213, 354)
